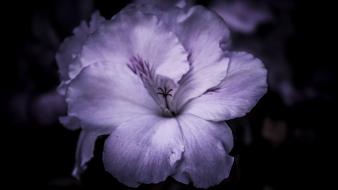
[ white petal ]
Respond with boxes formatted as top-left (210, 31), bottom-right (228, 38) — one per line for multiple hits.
top-left (56, 12), bottom-right (105, 84)
top-left (76, 6), bottom-right (190, 84)
top-left (183, 52), bottom-right (267, 121)
top-left (173, 56), bottom-right (230, 111)
top-left (172, 6), bottom-right (231, 61)
top-left (167, 6), bottom-right (231, 109)
top-left (72, 129), bottom-right (107, 179)
top-left (103, 115), bottom-right (184, 187)
top-left (66, 61), bottom-right (160, 131)
top-left (174, 114), bottom-right (234, 188)
top-left (56, 23), bottom-right (86, 82)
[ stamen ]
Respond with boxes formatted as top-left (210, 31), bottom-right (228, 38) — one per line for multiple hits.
top-left (157, 87), bottom-right (173, 97)
top-left (157, 87), bottom-right (175, 115)
top-left (127, 56), bottom-right (154, 80)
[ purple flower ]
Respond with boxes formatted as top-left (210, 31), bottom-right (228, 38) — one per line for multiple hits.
top-left (56, 3), bottom-right (267, 188)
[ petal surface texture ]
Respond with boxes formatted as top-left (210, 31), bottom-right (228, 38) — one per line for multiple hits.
top-left (169, 6), bottom-right (232, 110)
top-left (183, 52), bottom-right (267, 121)
top-left (174, 114), bottom-right (234, 188)
top-left (56, 12), bottom-right (105, 95)
top-left (66, 61), bottom-right (160, 130)
top-left (103, 115), bottom-right (184, 187)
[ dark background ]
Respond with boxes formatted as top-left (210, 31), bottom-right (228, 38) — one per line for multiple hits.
top-left (2, 0), bottom-right (335, 189)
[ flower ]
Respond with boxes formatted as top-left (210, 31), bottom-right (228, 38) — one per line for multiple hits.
top-left (56, 3), bottom-right (267, 188)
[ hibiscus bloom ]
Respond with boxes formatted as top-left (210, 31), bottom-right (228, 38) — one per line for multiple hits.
top-left (56, 3), bottom-right (267, 188)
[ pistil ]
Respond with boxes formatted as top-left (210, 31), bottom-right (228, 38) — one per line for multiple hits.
top-left (157, 87), bottom-right (176, 116)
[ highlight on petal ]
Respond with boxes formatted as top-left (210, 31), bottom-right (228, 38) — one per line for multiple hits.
top-left (172, 6), bottom-right (231, 59)
top-left (174, 114), bottom-right (234, 188)
top-left (183, 52), bottom-right (267, 121)
top-left (76, 6), bottom-right (190, 84)
top-left (103, 115), bottom-right (184, 187)
top-left (168, 6), bottom-right (231, 110)
top-left (66, 61), bottom-right (160, 131)
top-left (72, 130), bottom-right (107, 179)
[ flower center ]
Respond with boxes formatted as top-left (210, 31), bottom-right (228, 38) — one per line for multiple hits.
top-left (157, 87), bottom-right (176, 117)
top-left (128, 56), bottom-right (177, 117)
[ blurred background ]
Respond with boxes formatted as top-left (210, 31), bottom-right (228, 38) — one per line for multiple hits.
top-left (2, 0), bottom-right (335, 189)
